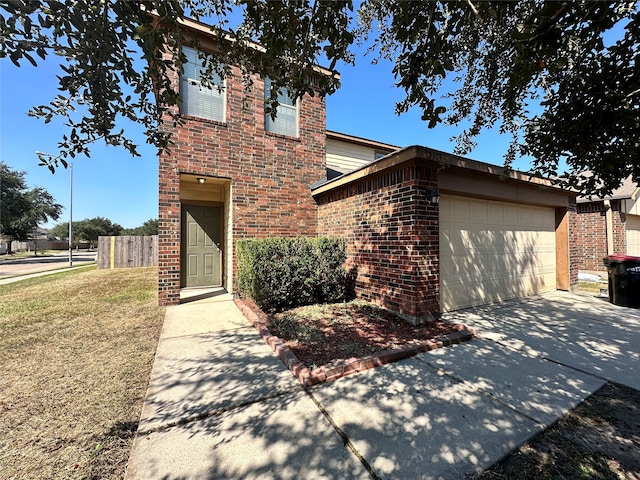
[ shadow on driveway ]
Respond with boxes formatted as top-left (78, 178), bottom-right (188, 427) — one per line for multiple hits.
top-left (443, 291), bottom-right (640, 390)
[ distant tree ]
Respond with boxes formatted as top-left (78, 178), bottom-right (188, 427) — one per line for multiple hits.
top-left (51, 216), bottom-right (123, 248)
top-left (123, 218), bottom-right (158, 236)
top-left (0, 162), bottom-right (62, 254)
top-left (49, 221), bottom-right (70, 241)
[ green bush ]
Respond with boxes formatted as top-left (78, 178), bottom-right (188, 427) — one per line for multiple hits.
top-left (236, 237), bottom-right (347, 311)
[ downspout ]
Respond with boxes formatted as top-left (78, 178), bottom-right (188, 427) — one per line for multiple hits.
top-left (605, 200), bottom-right (614, 254)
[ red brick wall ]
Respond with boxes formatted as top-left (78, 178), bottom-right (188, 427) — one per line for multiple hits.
top-left (575, 201), bottom-right (608, 271)
top-left (567, 200), bottom-right (580, 287)
top-left (316, 162), bottom-right (440, 322)
top-left (612, 201), bottom-right (627, 254)
top-left (159, 63), bottom-right (326, 305)
top-left (575, 200), bottom-right (627, 273)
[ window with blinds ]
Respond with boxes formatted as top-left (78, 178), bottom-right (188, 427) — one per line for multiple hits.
top-left (180, 46), bottom-right (225, 122)
top-left (264, 78), bottom-right (298, 137)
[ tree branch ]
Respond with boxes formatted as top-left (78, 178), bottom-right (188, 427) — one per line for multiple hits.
top-left (465, 0), bottom-right (482, 22)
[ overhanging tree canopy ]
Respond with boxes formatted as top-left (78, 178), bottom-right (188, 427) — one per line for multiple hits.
top-left (1, 0), bottom-right (637, 197)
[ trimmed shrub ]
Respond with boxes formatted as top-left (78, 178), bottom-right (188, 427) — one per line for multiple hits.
top-left (236, 237), bottom-right (347, 311)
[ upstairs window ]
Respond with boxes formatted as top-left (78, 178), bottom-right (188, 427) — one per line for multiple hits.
top-left (180, 46), bottom-right (225, 122)
top-left (264, 78), bottom-right (298, 137)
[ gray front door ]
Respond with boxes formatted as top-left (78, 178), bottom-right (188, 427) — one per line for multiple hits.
top-left (182, 204), bottom-right (222, 288)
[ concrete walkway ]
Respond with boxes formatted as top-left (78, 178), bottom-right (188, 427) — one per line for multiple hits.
top-left (125, 290), bottom-right (640, 479)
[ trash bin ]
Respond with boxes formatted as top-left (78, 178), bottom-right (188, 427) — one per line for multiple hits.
top-left (603, 254), bottom-right (640, 307)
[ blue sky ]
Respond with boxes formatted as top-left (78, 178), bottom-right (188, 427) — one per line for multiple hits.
top-left (1, 27), bottom-right (523, 231)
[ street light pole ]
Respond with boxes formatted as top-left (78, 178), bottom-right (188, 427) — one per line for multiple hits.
top-left (69, 162), bottom-right (73, 267)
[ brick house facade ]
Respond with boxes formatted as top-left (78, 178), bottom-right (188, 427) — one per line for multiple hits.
top-left (158, 22), bottom-right (327, 305)
top-left (575, 200), bottom-right (627, 272)
top-left (574, 176), bottom-right (640, 273)
top-left (316, 161), bottom-right (439, 321)
top-left (313, 147), bottom-right (578, 321)
top-left (158, 19), bottom-right (580, 319)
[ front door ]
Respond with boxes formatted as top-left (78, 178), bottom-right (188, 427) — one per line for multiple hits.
top-left (181, 204), bottom-right (222, 288)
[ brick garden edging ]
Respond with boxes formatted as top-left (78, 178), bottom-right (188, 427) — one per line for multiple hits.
top-left (234, 298), bottom-right (478, 387)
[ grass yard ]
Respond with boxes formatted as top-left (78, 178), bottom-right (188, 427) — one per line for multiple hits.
top-left (0, 267), bottom-right (165, 480)
top-left (578, 280), bottom-right (608, 295)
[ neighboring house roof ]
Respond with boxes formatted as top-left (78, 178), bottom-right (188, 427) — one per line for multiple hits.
top-left (576, 175), bottom-right (639, 203)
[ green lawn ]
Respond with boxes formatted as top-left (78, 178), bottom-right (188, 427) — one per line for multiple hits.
top-left (0, 250), bottom-right (59, 261)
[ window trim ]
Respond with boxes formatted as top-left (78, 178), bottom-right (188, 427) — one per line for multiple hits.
top-left (264, 78), bottom-right (299, 138)
top-left (179, 46), bottom-right (226, 123)
top-left (374, 150), bottom-right (389, 161)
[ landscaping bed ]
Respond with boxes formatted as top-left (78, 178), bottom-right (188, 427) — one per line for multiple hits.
top-left (266, 300), bottom-right (461, 368)
top-left (236, 298), bottom-right (475, 385)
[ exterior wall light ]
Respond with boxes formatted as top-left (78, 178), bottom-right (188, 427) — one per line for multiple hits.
top-left (196, 177), bottom-right (206, 185)
top-left (428, 188), bottom-right (440, 205)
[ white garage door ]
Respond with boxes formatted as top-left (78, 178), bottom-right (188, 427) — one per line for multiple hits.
top-left (440, 195), bottom-right (557, 312)
top-left (627, 215), bottom-right (640, 256)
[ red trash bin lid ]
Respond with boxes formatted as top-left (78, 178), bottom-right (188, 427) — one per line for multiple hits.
top-left (605, 254), bottom-right (640, 262)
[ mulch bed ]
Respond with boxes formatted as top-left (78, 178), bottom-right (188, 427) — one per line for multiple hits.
top-left (235, 298), bottom-right (476, 386)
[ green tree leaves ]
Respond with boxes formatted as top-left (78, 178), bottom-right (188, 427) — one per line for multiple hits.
top-left (0, 162), bottom-right (62, 253)
top-left (51, 216), bottom-right (124, 247)
top-left (524, 11), bottom-right (640, 195)
top-left (1, 0), bottom-right (352, 172)
top-left (122, 218), bottom-right (158, 236)
top-left (1, 1), bottom-right (638, 196)
top-left (359, 0), bottom-right (637, 196)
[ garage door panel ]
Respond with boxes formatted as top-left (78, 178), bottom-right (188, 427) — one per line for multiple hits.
top-left (531, 208), bottom-right (543, 226)
top-left (451, 198), bottom-right (470, 219)
top-left (627, 214), bottom-right (640, 256)
top-left (441, 272), bottom-right (548, 312)
top-left (543, 208), bottom-right (555, 227)
top-left (440, 225), bottom-right (452, 253)
top-left (518, 206), bottom-right (532, 225)
top-left (488, 203), bottom-right (505, 223)
top-left (440, 195), bottom-right (556, 312)
top-left (471, 201), bottom-right (488, 221)
top-left (505, 205), bottom-right (519, 223)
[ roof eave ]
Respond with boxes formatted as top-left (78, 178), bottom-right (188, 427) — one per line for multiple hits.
top-left (177, 17), bottom-right (339, 79)
top-left (312, 145), bottom-right (572, 197)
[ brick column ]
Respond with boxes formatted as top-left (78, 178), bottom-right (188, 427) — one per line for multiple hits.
top-left (158, 159), bottom-right (181, 306)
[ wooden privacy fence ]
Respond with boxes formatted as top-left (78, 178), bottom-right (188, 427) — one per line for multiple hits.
top-left (97, 235), bottom-right (158, 269)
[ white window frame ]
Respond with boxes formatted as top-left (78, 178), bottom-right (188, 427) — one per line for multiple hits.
top-left (179, 46), bottom-right (226, 122)
top-left (264, 78), bottom-right (299, 137)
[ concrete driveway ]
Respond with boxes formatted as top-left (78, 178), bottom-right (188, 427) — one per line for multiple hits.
top-left (126, 290), bottom-right (640, 479)
top-left (444, 291), bottom-right (640, 391)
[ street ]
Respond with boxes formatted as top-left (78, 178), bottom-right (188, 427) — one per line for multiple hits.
top-left (0, 251), bottom-right (97, 278)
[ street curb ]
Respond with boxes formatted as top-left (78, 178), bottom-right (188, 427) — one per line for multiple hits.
top-left (0, 263), bottom-right (96, 285)
top-left (234, 298), bottom-right (478, 387)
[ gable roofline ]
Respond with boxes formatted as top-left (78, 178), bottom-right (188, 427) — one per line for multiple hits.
top-left (312, 145), bottom-right (568, 196)
top-left (576, 175), bottom-right (640, 203)
top-left (176, 16), bottom-right (339, 79)
top-left (326, 130), bottom-right (399, 152)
